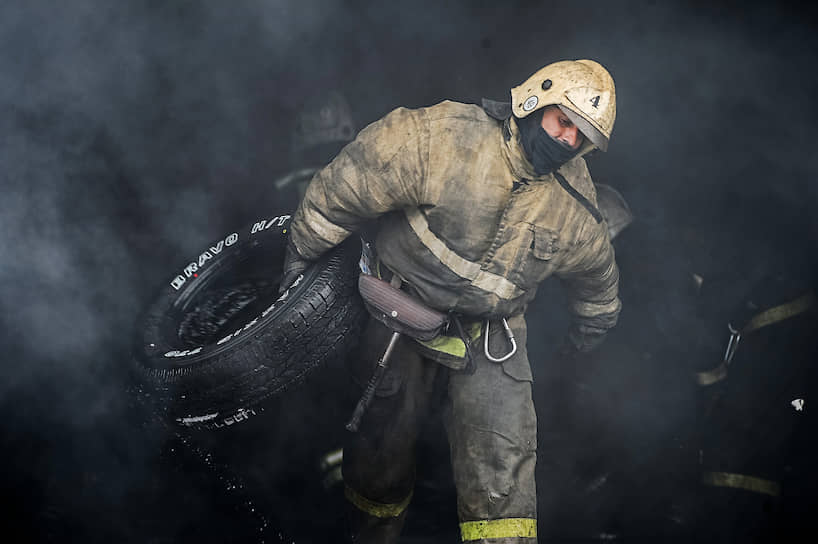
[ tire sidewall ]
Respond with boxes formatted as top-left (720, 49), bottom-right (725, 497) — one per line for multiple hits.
top-left (134, 213), bottom-right (303, 370)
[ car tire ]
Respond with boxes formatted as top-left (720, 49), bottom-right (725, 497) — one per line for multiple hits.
top-left (132, 213), bottom-right (365, 430)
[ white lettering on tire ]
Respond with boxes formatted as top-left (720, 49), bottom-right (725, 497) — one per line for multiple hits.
top-left (170, 231), bottom-right (239, 290)
top-left (170, 216), bottom-right (291, 290)
top-left (177, 412), bottom-right (220, 426)
top-left (251, 214), bottom-right (291, 234)
top-left (163, 346), bottom-right (203, 358)
top-left (171, 275), bottom-right (186, 290)
top-left (198, 250), bottom-right (213, 267)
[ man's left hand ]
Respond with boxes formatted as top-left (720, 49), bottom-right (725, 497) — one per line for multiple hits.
top-left (279, 239), bottom-right (312, 295)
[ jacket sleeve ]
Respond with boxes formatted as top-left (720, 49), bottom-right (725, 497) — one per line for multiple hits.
top-left (288, 106), bottom-right (429, 260)
top-left (556, 221), bottom-right (622, 337)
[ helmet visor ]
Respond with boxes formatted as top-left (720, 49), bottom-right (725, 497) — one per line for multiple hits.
top-left (558, 105), bottom-right (609, 152)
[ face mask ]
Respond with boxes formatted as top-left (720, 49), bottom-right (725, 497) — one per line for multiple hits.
top-left (518, 110), bottom-right (579, 176)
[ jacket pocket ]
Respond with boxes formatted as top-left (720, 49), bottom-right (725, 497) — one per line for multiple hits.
top-left (501, 352), bottom-right (533, 382)
top-left (530, 226), bottom-right (560, 261)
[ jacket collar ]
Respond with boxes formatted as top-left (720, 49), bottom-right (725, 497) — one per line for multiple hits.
top-left (502, 115), bottom-right (544, 181)
top-left (482, 98), bottom-right (600, 181)
top-left (481, 99), bottom-right (557, 180)
top-left (481, 98), bottom-right (512, 121)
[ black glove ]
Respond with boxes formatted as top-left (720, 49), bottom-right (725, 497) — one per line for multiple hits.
top-left (561, 324), bottom-right (608, 357)
top-left (278, 238), bottom-right (312, 295)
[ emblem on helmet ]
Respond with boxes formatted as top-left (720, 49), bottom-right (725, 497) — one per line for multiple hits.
top-left (522, 96), bottom-right (539, 112)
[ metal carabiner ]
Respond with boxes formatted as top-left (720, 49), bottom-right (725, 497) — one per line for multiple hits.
top-left (484, 318), bottom-right (517, 363)
top-left (723, 323), bottom-right (741, 366)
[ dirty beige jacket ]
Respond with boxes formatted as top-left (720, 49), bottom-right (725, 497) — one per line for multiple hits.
top-left (289, 100), bottom-right (620, 332)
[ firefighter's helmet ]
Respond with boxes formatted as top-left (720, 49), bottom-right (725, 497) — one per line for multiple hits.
top-left (511, 60), bottom-right (616, 152)
top-left (291, 91), bottom-right (356, 156)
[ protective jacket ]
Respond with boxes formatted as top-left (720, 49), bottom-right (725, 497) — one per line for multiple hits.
top-left (289, 100), bottom-right (621, 332)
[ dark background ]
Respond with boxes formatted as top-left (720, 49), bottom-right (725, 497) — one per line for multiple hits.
top-left (1, 1), bottom-right (817, 542)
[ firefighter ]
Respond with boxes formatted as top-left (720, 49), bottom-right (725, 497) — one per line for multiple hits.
top-left (280, 59), bottom-right (621, 543)
top-left (273, 90), bottom-right (357, 210)
top-left (677, 194), bottom-right (818, 542)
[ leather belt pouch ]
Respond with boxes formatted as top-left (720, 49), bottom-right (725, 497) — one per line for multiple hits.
top-left (358, 274), bottom-right (448, 342)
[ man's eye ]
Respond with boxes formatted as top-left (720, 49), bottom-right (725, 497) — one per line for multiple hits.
top-left (560, 118), bottom-right (570, 127)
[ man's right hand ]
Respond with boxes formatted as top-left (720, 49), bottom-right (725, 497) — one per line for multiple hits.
top-left (279, 239), bottom-right (311, 295)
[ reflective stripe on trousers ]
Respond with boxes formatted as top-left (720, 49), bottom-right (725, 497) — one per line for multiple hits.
top-left (345, 484), bottom-right (413, 518)
top-left (460, 518), bottom-right (537, 541)
top-left (343, 314), bottom-right (537, 543)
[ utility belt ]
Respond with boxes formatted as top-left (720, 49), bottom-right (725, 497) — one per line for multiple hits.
top-left (360, 241), bottom-right (517, 371)
top-left (347, 240), bottom-right (526, 431)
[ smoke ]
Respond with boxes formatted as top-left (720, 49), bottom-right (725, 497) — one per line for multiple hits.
top-left (0, 0), bottom-right (816, 541)
top-left (0, 1), bottom-right (351, 539)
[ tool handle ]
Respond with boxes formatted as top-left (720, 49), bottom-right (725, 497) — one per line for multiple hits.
top-left (346, 331), bottom-right (402, 432)
top-left (346, 363), bottom-right (386, 432)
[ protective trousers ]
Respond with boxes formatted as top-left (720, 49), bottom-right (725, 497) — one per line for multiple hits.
top-left (343, 314), bottom-right (538, 543)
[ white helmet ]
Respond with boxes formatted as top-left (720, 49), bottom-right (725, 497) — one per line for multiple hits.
top-left (511, 59), bottom-right (616, 151)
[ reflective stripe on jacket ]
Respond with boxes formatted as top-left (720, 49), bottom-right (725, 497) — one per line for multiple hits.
top-left (289, 100), bottom-right (620, 330)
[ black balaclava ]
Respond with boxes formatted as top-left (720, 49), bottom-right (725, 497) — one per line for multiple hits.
top-left (517, 108), bottom-right (580, 176)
